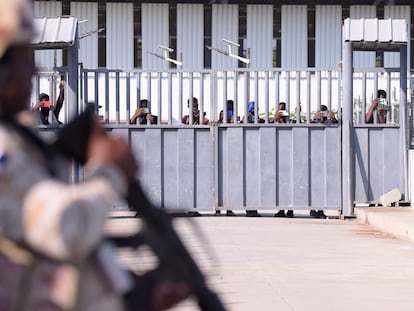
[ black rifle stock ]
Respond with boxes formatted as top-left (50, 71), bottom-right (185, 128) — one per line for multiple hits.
top-left (52, 107), bottom-right (227, 311)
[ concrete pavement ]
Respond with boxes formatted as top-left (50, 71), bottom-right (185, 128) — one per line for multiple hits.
top-left (356, 206), bottom-right (414, 244)
top-left (106, 208), bottom-right (414, 311)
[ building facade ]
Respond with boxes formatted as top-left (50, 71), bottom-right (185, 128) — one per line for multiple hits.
top-left (33, 1), bottom-right (414, 71)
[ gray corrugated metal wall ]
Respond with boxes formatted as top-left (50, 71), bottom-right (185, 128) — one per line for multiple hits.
top-left (129, 127), bottom-right (213, 210)
top-left (354, 127), bottom-right (405, 202)
top-left (212, 4), bottom-right (239, 70)
top-left (350, 5), bottom-right (376, 68)
top-left (219, 126), bottom-right (341, 210)
top-left (177, 4), bottom-right (204, 70)
top-left (106, 3), bottom-right (134, 69)
top-left (281, 5), bottom-right (307, 69)
top-left (247, 5), bottom-right (273, 70)
top-left (71, 2), bottom-right (98, 69)
top-left (142, 3), bottom-right (169, 70)
top-left (315, 5), bottom-right (342, 68)
top-left (34, 1), bottom-right (62, 69)
top-left (384, 6), bottom-right (411, 68)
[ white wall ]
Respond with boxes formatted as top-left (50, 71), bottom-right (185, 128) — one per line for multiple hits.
top-left (212, 4), bottom-right (239, 70)
top-left (177, 4), bottom-right (204, 70)
top-left (106, 2), bottom-right (134, 69)
top-left (281, 5), bottom-right (307, 69)
top-left (71, 2), bottom-right (98, 69)
top-left (142, 3), bottom-right (169, 70)
top-left (315, 5), bottom-right (342, 68)
top-left (34, 1), bottom-right (62, 70)
top-left (247, 5), bottom-right (273, 70)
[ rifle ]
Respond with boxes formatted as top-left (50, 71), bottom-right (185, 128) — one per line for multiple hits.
top-left (52, 106), bottom-right (227, 311)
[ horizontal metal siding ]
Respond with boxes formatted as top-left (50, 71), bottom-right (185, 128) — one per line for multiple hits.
top-left (212, 4), bottom-right (239, 70)
top-left (106, 3), bottom-right (133, 69)
top-left (315, 5), bottom-right (341, 69)
top-left (350, 5), bottom-right (376, 68)
top-left (34, 1), bottom-right (62, 69)
top-left (177, 4), bottom-right (204, 70)
top-left (384, 6), bottom-right (411, 68)
top-left (247, 5), bottom-right (273, 70)
top-left (281, 5), bottom-right (307, 69)
top-left (71, 2), bottom-right (98, 69)
top-left (142, 4), bottom-right (169, 70)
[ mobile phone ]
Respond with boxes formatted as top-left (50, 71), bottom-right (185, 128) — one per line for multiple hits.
top-left (322, 111), bottom-right (328, 117)
top-left (42, 101), bottom-right (51, 108)
top-left (378, 98), bottom-right (388, 110)
top-left (143, 108), bottom-right (149, 113)
top-left (280, 110), bottom-right (289, 117)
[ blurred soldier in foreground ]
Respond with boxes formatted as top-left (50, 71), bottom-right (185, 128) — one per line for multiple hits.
top-left (0, 0), bottom-right (189, 310)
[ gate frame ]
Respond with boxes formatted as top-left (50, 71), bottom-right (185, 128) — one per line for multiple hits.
top-left (342, 18), bottom-right (408, 216)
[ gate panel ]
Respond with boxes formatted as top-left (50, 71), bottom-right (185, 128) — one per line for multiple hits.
top-left (219, 127), bottom-right (245, 209)
top-left (219, 125), bottom-right (341, 211)
top-left (353, 127), bottom-right (402, 203)
top-left (292, 127), bottom-right (310, 207)
top-left (259, 127), bottom-right (277, 207)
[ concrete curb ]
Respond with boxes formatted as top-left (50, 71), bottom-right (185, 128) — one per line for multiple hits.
top-left (355, 207), bottom-right (414, 243)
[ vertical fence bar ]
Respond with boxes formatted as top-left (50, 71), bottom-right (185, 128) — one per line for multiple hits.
top-left (94, 72), bottom-right (99, 108)
top-left (126, 72), bottom-right (130, 125)
top-left (223, 71), bottom-right (228, 123)
top-left (211, 70), bottom-right (217, 123)
top-left (233, 71), bottom-right (238, 123)
top-left (105, 71), bottom-right (109, 123)
top-left (116, 71), bottom-right (120, 124)
top-left (244, 70), bottom-right (249, 122)
top-left (157, 72), bottom-right (162, 125)
top-left (316, 70), bottom-right (321, 111)
top-left (264, 71), bottom-right (269, 123)
top-left (285, 71), bottom-right (290, 112)
top-left (200, 72), bottom-right (205, 123)
top-left (168, 72), bottom-right (172, 124)
top-left (386, 72), bottom-right (392, 123)
top-left (274, 71), bottom-right (280, 108)
top-left (254, 71), bottom-right (259, 123)
top-left (189, 72), bottom-right (194, 124)
top-left (178, 71), bottom-right (183, 124)
top-left (83, 71), bottom-right (88, 108)
top-left (373, 72), bottom-right (379, 123)
top-left (295, 71), bottom-right (300, 123)
top-left (147, 72), bottom-right (152, 116)
top-left (327, 71), bottom-right (332, 111)
top-left (306, 71), bottom-right (311, 123)
top-left (361, 72), bottom-right (366, 124)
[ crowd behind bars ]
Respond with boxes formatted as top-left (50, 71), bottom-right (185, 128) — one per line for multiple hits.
top-left (32, 69), bottom-right (402, 126)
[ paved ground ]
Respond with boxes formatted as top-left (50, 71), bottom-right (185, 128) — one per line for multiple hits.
top-left (105, 209), bottom-right (414, 311)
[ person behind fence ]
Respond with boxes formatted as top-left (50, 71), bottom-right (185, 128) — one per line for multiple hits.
top-left (130, 99), bottom-right (158, 125)
top-left (0, 1), bottom-right (189, 310)
top-left (32, 92), bottom-right (51, 125)
top-left (311, 104), bottom-right (338, 124)
top-left (365, 89), bottom-right (387, 124)
top-left (182, 97), bottom-right (209, 125)
top-left (270, 102), bottom-right (289, 124)
top-left (242, 100), bottom-right (265, 124)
